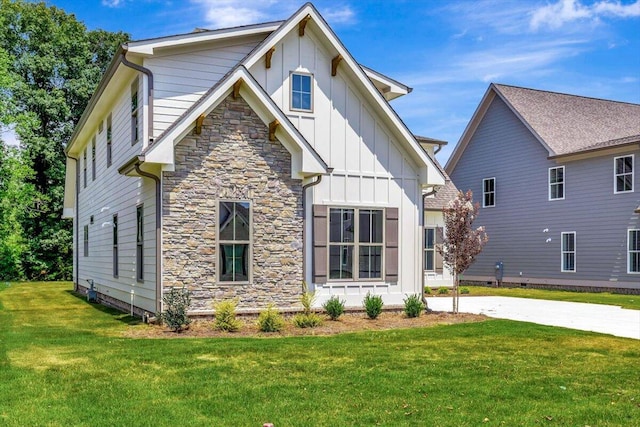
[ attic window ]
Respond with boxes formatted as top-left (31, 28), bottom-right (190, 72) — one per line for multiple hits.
top-left (291, 72), bottom-right (312, 111)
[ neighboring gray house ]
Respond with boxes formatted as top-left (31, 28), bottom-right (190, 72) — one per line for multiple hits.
top-left (446, 83), bottom-right (640, 292)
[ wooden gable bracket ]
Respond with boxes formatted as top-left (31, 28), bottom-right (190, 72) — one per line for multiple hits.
top-left (298, 15), bottom-right (311, 36)
top-left (331, 54), bottom-right (343, 77)
top-left (195, 114), bottom-right (205, 135)
top-left (265, 46), bottom-right (276, 69)
top-left (268, 119), bottom-right (280, 141)
top-left (232, 79), bottom-right (243, 99)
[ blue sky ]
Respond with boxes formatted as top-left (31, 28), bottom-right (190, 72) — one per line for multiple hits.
top-left (6, 0), bottom-right (640, 162)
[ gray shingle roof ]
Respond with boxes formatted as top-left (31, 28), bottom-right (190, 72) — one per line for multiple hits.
top-left (494, 84), bottom-right (640, 156)
top-left (423, 158), bottom-right (459, 210)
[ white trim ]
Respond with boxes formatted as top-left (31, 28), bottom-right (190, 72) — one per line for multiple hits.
top-left (423, 227), bottom-right (436, 272)
top-left (548, 165), bottom-right (565, 201)
top-left (217, 200), bottom-right (253, 284)
top-left (614, 154), bottom-right (634, 194)
top-left (482, 177), bottom-right (496, 208)
top-left (289, 71), bottom-right (314, 113)
top-left (561, 231), bottom-right (576, 273)
top-left (628, 229), bottom-right (640, 274)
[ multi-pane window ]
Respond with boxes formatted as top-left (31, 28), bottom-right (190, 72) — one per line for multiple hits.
top-left (549, 166), bottom-right (564, 200)
top-left (424, 227), bottom-right (436, 271)
top-left (329, 207), bottom-right (383, 280)
top-left (629, 230), bottom-right (640, 274)
top-left (561, 232), bottom-right (576, 272)
top-left (615, 155), bottom-right (634, 193)
top-left (218, 201), bottom-right (251, 283)
top-left (83, 225), bottom-right (89, 257)
top-left (91, 136), bottom-right (96, 181)
top-left (131, 79), bottom-right (139, 145)
top-left (83, 148), bottom-right (87, 188)
top-left (112, 214), bottom-right (118, 278)
top-left (136, 205), bottom-right (143, 282)
top-left (291, 73), bottom-right (312, 111)
top-left (106, 113), bottom-right (112, 167)
top-left (483, 178), bottom-right (495, 207)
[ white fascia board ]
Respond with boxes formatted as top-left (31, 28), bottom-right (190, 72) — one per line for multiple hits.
top-left (361, 66), bottom-right (411, 101)
top-left (242, 4), bottom-right (444, 187)
top-left (126, 22), bottom-right (282, 56)
top-left (145, 67), bottom-right (327, 178)
top-left (62, 157), bottom-right (76, 218)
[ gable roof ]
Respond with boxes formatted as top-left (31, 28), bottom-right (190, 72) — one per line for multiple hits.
top-left (447, 83), bottom-right (640, 171)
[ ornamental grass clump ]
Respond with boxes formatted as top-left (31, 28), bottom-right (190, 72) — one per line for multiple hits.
top-left (160, 287), bottom-right (192, 333)
top-left (403, 294), bottom-right (424, 318)
top-left (323, 295), bottom-right (345, 320)
top-left (292, 289), bottom-right (322, 328)
top-left (363, 292), bottom-right (383, 319)
top-left (213, 299), bottom-right (241, 332)
top-left (257, 304), bottom-right (285, 332)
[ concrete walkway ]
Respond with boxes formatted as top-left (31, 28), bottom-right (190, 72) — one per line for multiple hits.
top-left (426, 296), bottom-right (640, 340)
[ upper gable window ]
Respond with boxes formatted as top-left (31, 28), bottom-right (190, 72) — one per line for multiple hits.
top-left (131, 78), bottom-right (139, 145)
top-left (614, 155), bottom-right (633, 193)
top-left (291, 72), bottom-right (312, 111)
top-left (482, 178), bottom-right (495, 208)
top-left (549, 166), bottom-right (564, 200)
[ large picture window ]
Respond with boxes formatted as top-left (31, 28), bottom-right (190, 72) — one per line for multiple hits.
top-left (549, 166), bottom-right (564, 200)
top-left (629, 229), bottom-right (640, 274)
top-left (615, 155), bottom-right (634, 193)
top-left (218, 201), bottom-right (251, 283)
top-left (561, 232), bottom-right (576, 272)
top-left (291, 72), bottom-right (312, 111)
top-left (483, 177), bottom-right (495, 207)
top-left (329, 207), bottom-right (383, 280)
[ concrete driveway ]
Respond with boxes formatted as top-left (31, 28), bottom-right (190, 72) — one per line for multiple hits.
top-left (426, 296), bottom-right (640, 340)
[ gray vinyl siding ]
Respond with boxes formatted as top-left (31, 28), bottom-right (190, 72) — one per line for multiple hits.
top-left (450, 96), bottom-right (640, 289)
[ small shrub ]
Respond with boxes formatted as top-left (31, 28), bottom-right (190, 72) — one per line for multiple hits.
top-left (424, 286), bottom-right (433, 295)
top-left (363, 292), bottom-right (383, 319)
top-left (438, 287), bottom-right (450, 295)
top-left (323, 295), bottom-right (345, 320)
top-left (257, 304), bottom-right (285, 332)
top-left (292, 312), bottom-right (323, 328)
top-left (213, 299), bottom-right (241, 332)
top-left (403, 294), bottom-right (424, 318)
top-left (161, 287), bottom-right (192, 332)
top-left (460, 287), bottom-right (470, 295)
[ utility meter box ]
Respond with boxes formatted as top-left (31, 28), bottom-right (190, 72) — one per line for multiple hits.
top-left (494, 261), bottom-right (504, 285)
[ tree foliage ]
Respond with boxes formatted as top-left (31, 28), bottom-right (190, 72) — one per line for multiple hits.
top-left (0, 0), bottom-right (128, 280)
top-left (439, 190), bottom-right (488, 313)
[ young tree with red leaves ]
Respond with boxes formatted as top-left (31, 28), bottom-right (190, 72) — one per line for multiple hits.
top-left (439, 190), bottom-right (488, 313)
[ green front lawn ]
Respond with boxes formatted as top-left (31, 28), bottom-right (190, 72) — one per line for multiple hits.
top-left (462, 285), bottom-right (640, 310)
top-left (1, 282), bottom-right (638, 426)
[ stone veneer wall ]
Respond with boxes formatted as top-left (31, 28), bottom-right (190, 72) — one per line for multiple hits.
top-left (162, 95), bottom-right (304, 311)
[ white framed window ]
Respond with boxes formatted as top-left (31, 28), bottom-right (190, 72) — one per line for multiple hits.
top-left (328, 207), bottom-right (383, 280)
top-left (290, 72), bottom-right (313, 111)
top-left (561, 232), bottom-right (576, 272)
top-left (83, 224), bottom-right (89, 257)
top-left (136, 205), bottom-right (144, 282)
top-left (482, 177), bottom-right (495, 207)
top-left (218, 201), bottom-right (251, 283)
top-left (614, 155), bottom-right (634, 193)
top-left (549, 166), bottom-right (564, 200)
top-left (131, 78), bottom-right (139, 145)
top-left (629, 229), bottom-right (640, 274)
top-left (424, 227), bottom-right (435, 272)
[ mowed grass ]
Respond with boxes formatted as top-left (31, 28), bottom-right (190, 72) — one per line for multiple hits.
top-left (1, 282), bottom-right (639, 426)
top-left (463, 285), bottom-right (640, 310)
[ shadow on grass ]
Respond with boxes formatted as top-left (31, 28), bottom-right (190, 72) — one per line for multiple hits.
top-left (65, 290), bottom-right (143, 326)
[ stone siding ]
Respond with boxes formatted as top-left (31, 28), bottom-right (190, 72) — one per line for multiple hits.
top-left (162, 95), bottom-right (304, 311)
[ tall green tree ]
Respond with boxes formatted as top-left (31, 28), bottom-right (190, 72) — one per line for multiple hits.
top-left (0, 0), bottom-right (128, 280)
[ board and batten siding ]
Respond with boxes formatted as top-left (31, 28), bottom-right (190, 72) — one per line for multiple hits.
top-left (144, 34), bottom-right (267, 137)
top-left (450, 96), bottom-right (640, 289)
top-left (76, 76), bottom-right (157, 313)
top-left (249, 27), bottom-right (424, 305)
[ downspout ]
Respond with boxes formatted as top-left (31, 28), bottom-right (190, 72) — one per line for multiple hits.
top-left (134, 160), bottom-right (162, 315)
top-left (434, 144), bottom-right (443, 155)
top-left (301, 168), bottom-right (333, 290)
top-left (120, 49), bottom-right (154, 143)
top-left (68, 154), bottom-right (79, 292)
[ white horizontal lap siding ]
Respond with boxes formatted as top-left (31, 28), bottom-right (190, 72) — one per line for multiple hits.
top-left (76, 80), bottom-right (157, 313)
top-left (423, 211), bottom-right (454, 286)
top-left (145, 35), bottom-right (266, 136)
top-left (252, 27), bottom-right (422, 303)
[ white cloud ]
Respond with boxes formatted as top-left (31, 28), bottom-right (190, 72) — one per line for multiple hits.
top-left (530, 0), bottom-right (640, 31)
top-left (322, 5), bottom-right (355, 24)
top-left (101, 0), bottom-right (126, 7)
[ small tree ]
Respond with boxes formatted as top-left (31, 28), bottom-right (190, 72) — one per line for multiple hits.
top-left (439, 190), bottom-right (488, 314)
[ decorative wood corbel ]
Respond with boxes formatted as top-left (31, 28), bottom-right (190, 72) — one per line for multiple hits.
top-left (269, 119), bottom-right (280, 141)
top-left (265, 46), bottom-right (275, 69)
top-left (331, 54), bottom-right (343, 77)
top-left (232, 79), bottom-right (243, 99)
top-left (195, 114), bottom-right (205, 135)
top-left (298, 15), bottom-right (311, 36)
